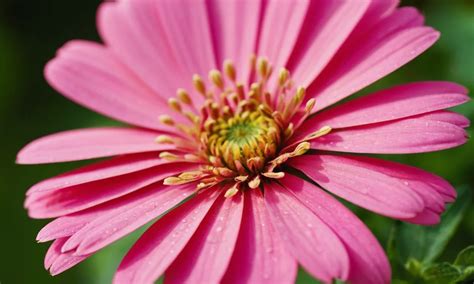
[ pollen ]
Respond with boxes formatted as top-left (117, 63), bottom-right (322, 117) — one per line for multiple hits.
top-left (156, 56), bottom-right (331, 196)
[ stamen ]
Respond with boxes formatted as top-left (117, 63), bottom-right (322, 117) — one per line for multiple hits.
top-left (262, 172), bottom-right (285, 179)
top-left (209, 69), bottom-right (224, 90)
top-left (234, 175), bottom-right (248, 182)
top-left (257, 57), bottom-right (272, 81)
top-left (192, 74), bottom-right (207, 96)
top-left (168, 98), bottom-right (182, 112)
top-left (159, 151), bottom-right (179, 161)
top-left (159, 115), bottom-right (175, 126)
top-left (248, 175), bottom-right (261, 189)
top-left (177, 88), bottom-right (192, 105)
top-left (224, 183), bottom-right (239, 198)
top-left (223, 60), bottom-right (236, 82)
top-left (163, 177), bottom-right (186, 185)
top-left (305, 126), bottom-right (332, 140)
top-left (179, 170), bottom-right (204, 180)
top-left (305, 98), bottom-right (316, 113)
top-left (278, 68), bottom-right (290, 87)
top-left (155, 135), bottom-right (174, 144)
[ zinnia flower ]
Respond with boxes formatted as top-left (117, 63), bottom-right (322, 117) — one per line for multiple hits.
top-left (18, 1), bottom-right (470, 283)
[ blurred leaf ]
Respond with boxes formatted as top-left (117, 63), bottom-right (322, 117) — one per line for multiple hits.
top-left (454, 245), bottom-right (474, 267)
top-left (459, 266), bottom-right (474, 282)
top-left (396, 187), bottom-right (471, 264)
top-left (421, 263), bottom-right (462, 284)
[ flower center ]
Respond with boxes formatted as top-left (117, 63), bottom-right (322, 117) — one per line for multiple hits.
top-left (206, 109), bottom-right (280, 173)
top-left (156, 56), bottom-right (332, 197)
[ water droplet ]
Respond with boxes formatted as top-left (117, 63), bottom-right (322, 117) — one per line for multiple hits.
top-left (216, 226), bottom-right (223, 232)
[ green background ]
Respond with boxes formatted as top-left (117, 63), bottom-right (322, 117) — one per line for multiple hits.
top-left (0, 0), bottom-right (473, 283)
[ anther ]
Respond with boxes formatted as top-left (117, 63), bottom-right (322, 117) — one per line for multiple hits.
top-left (168, 98), bottom-right (182, 112)
top-left (278, 68), bottom-right (290, 87)
top-left (192, 74), bottom-right (207, 96)
top-left (155, 135), bottom-right (174, 144)
top-left (234, 175), bottom-right (248, 182)
top-left (294, 87), bottom-right (306, 105)
top-left (159, 115), bottom-right (175, 126)
top-left (209, 69), bottom-right (224, 90)
top-left (179, 171), bottom-right (203, 180)
top-left (293, 142), bottom-right (311, 156)
top-left (248, 175), bottom-right (261, 189)
top-left (305, 98), bottom-right (316, 113)
top-left (257, 57), bottom-right (270, 79)
top-left (164, 177), bottom-right (186, 185)
top-left (262, 172), bottom-right (285, 179)
top-left (177, 89), bottom-right (192, 105)
top-left (224, 183), bottom-right (239, 198)
top-left (306, 126), bottom-right (332, 140)
top-left (223, 60), bottom-right (236, 82)
top-left (159, 151), bottom-right (179, 161)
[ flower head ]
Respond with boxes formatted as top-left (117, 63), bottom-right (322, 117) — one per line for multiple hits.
top-left (18, 1), bottom-right (469, 283)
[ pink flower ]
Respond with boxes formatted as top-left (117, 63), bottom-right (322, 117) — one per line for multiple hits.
top-left (18, 1), bottom-right (470, 283)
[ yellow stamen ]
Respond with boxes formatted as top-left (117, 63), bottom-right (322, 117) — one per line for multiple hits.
top-left (209, 69), bottom-right (224, 90)
top-left (168, 98), bottom-right (182, 112)
top-left (223, 60), bottom-right (236, 82)
top-left (163, 177), bottom-right (185, 185)
top-left (192, 74), bottom-right (206, 96)
top-left (224, 183), bottom-right (239, 198)
top-left (159, 151), bottom-right (179, 161)
top-left (306, 126), bottom-right (332, 140)
top-left (179, 171), bottom-right (203, 180)
top-left (278, 68), bottom-right (290, 87)
top-left (155, 135), bottom-right (174, 144)
top-left (248, 175), bottom-right (261, 189)
top-left (159, 115), bottom-right (175, 126)
top-left (177, 89), bottom-right (192, 105)
top-left (262, 172), bottom-right (285, 179)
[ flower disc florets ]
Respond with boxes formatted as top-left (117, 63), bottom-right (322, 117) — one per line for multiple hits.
top-left (159, 56), bottom-right (332, 197)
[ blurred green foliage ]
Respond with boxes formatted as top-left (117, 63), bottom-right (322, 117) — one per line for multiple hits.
top-left (0, 0), bottom-right (473, 283)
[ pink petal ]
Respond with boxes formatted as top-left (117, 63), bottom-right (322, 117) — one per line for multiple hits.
top-left (306, 81), bottom-right (469, 129)
top-left (290, 154), bottom-right (454, 222)
top-left (264, 182), bottom-right (349, 283)
top-left (257, 0), bottom-right (309, 74)
top-left (403, 209), bottom-right (441, 225)
top-left (310, 112), bottom-right (468, 154)
top-left (206, 0), bottom-right (261, 82)
top-left (17, 127), bottom-right (171, 164)
top-left (165, 192), bottom-right (244, 284)
top-left (61, 182), bottom-right (196, 255)
top-left (308, 8), bottom-right (436, 111)
top-left (280, 175), bottom-right (390, 284)
top-left (287, 0), bottom-right (369, 87)
top-left (44, 40), bottom-right (176, 130)
top-left (221, 190), bottom-right (298, 284)
top-left (27, 153), bottom-right (170, 195)
top-left (113, 189), bottom-right (220, 284)
top-left (37, 181), bottom-right (193, 243)
top-left (26, 163), bottom-right (195, 218)
top-left (98, 0), bottom-right (216, 108)
top-left (44, 238), bottom-right (89, 276)
top-left (421, 110), bottom-right (470, 128)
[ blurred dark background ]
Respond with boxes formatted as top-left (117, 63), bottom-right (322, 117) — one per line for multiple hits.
top-left (0, 0), bottom-right (472, 283)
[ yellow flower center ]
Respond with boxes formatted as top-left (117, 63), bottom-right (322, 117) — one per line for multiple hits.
top-left (156, 56), bottom-right (332, 197)
top-left (206, 109), bottom-right (280, 173)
